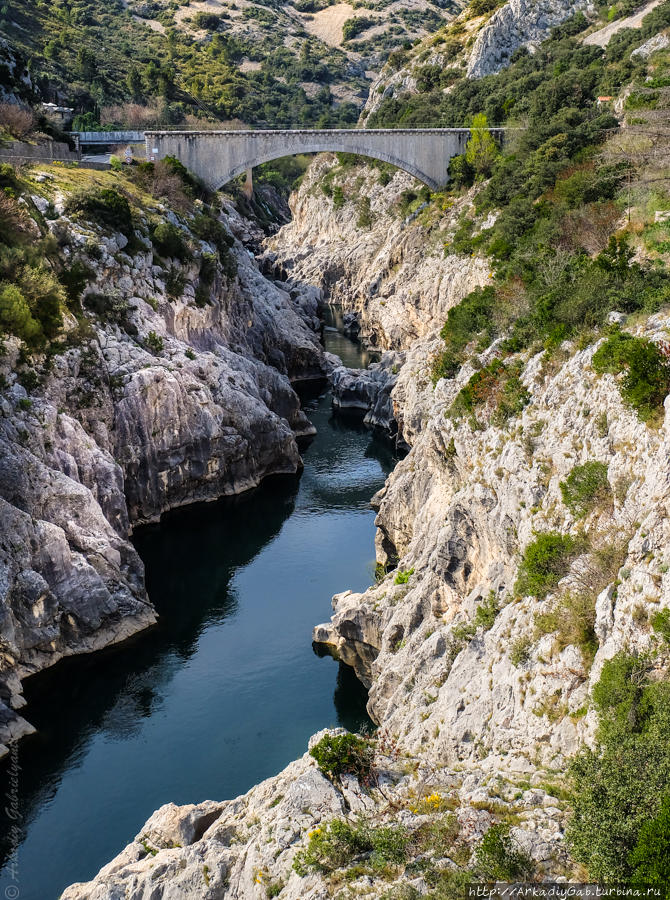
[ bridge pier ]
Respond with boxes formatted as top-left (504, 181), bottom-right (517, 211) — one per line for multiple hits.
top-left (243, 167), bottom-right (253, 199)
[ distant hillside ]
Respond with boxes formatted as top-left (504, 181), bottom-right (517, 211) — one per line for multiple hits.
top-left (0, 0), bottom-right (465, 129)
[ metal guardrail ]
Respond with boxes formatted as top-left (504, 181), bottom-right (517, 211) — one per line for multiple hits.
top-left (143, 127), bottom-right (504, 136)
top-left (70, 125), bottom-right (512, 142)
top-left (68, 131), bottom-right (146, 144)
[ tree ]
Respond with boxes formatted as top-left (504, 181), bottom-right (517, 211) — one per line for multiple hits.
top-left (567, 654), bottom-right (670, 880)
top-left (126, 67), bottom-right (143, 102)
top-left (465, 112), bottom-right (498, 177)
top-left (0, 284), bottom-right (42, 344)
top-left (76, 47), bottom-right (97, 80)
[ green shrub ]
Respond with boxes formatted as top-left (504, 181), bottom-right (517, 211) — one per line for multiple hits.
top-left (194, 11), bottom-right (223, 29)
top-left (475, 824), bottom-right (534, 880)
top-left (629, 794), bottom-right (670, 886)
top-left (309, 733), bottom-right (373, 781)
top-left (151, 222), bottom-right (191, 262)
top-left (190, 213), bottom-right (234, 260)
top-left (431, 286), bottom-right (498, 384)
top-left (293, 819), bottom-right (364, 875)
top-left (448, 153), bottom-right (474, 188)
top-left (469, 0), bottom-right (502, 13)
top-left (342, 16), bottom-right (375, 41)
top-left (356, 195), bottom-right (373, 229)
top-left (60, 260), bottom-right (94, 306)
top-left (515, 532), bottom-right (582, 598)
top-left (592, 331), bottom-right (670, 422)
top-left (559, 461), bottom-right (610, 517)
top-left (394, 567), bottom-right (414, 585)
top-left (449, 358), bottom-right (529, 424)
top-left (65, 188), bottom-right (133, 238)
top-left (651, 608), bottom-right (670, 644)
top-left (84, 239), bottom-right (103, 260)
top-left (510, 636), bottom-right (532, 666)
top-left (474, 591), bottom-right (500, 630)
top-left (165, 266), bottom-right (186, 300)
top-left (0, 283), bottom-right (42, 344)
top-left (534, 593), bottom-right (598, 667)
top-left (84, 291), bottom-right (135, 333)
top-left (144, 330), bottom-right (164, 354)
top-left (332, 185), bottom-right (345, 210)
top-left (567, 653), bottom-right (670, 880)
top-left (293, 818), bottom-right (408, 876)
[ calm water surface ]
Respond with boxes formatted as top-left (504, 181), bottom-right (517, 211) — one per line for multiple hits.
top-left (0, 309), bottom-right (394, 899)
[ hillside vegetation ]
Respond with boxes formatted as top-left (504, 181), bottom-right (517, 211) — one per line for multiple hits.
top-left (0, 0), bottom-right (464, 129)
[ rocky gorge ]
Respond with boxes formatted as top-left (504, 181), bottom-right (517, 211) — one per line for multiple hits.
top-left (60, 121), bottom-right (670, 900)
top-left (0, 169), bottom-right (329, 757)
top-left (1, 0), bottom-right (670, 895)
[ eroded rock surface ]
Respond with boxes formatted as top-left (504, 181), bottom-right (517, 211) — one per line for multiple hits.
top-left (0, 191), bottom-right (327, 755)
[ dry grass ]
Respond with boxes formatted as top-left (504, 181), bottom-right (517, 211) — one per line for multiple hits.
top-left (0, 103), bottom-right (35, 140)
top-left (0, 191), bottom-right (35, 236)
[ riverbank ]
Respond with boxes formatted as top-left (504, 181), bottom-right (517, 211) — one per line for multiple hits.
top-left (0, 310), bottom-right (398, 899)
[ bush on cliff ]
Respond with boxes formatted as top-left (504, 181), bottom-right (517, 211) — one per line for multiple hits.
top-left (629, 795), bottom-right (670, 885)
top-left (475, 824), bottom-right (534, 881)
top-left (151, 221), bottom-right (192, 263)
top-left (293, 818), bottom-right (408, 876)
top-left (592, 330), bottom-right (670, 422)
top-left (0, 283), bottom-right (42, 345)
top-left (449, 358), bottom-right (529, 425)
top-left (515, 532), bottom-right (582, 599)
top-left (559, 461), bottom-right (611, 518)
top-left (567, 653), bottom-right (670, 880)
top-left (430, 285), bottom-right (497, 384)
top-left (65, 188), bottom-right (134, 239)
top-left (309, 732), bottom-right (373, 781)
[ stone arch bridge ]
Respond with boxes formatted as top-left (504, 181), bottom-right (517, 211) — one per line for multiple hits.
top-left (144, 128), bottom-right (503, 191)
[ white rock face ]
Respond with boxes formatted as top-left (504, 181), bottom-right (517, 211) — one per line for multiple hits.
top-left (0, 194), bottom-right (327, 755)
top-left (266, 157), bottom-right (490, 351)
top-left (67, 154), bottom-right (670, 896)
top-left (467, 0), bottom-right (591, 76)
top-left (631, 30), bottom-right (670, 58)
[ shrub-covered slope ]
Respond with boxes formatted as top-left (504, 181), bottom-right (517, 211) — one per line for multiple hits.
top-left (0, 0), bottom-right (469, 129)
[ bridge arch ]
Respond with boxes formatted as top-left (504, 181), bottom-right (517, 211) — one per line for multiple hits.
top-left (145, 129), bottom-right (481, 193)
top-left (217, 143), bottom-right (442, 191)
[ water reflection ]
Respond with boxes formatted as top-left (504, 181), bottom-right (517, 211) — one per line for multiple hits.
top-left (0, 314), bottom-right (397, 899)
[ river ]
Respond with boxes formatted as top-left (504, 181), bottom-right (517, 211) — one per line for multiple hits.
top-left (0, 309), bottom-right (396, 899)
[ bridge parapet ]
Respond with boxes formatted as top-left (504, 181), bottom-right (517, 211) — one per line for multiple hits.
top-left (69, 131), bottom-right (147, 145)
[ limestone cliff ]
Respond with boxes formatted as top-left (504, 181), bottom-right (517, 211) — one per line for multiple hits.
top-left (365, 0), bottom-right (590, 117)
top-left (0, 170), bottom-right (326, 756)
top-left (65, 120), bottom-right (670, 891)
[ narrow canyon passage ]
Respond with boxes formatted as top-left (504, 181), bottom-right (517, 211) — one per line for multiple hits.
top-left (0, 310), bottom-right (396, 900)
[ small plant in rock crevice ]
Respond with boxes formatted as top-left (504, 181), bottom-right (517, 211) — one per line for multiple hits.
top-left (560, 460), bottom-right (611, 518)
top-left (143, 330), bottom-right (164, 354)
top-left (394, 568), bottom-right (414, 585)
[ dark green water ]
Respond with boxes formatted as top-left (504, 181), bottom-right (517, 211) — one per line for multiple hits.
top-left (0, 313), bottom-right (395, 900)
